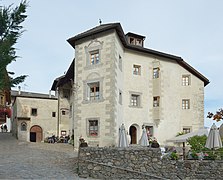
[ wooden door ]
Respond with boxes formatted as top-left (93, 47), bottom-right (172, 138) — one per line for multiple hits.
top-left (30, 125), bottom-right (42, 142)
top-left (130, 126), bottom-right (137, 144)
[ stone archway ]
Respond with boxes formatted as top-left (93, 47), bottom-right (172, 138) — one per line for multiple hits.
top-left (129, 125), bottom-right (137, 144)
top-left (30, 125), bottom-right (42, 142)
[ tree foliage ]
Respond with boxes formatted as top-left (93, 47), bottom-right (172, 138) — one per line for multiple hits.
top-left (0, 0), bottom-right (28, 90)
top-left (207, 108), bottom-right (223, 122)
top-left (187, 135), bottom-right (207, 153)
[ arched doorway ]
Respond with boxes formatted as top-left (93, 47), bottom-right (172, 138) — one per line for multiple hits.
top-left (129, 126), bottom-right (137, 144)
top-left (30, 125), bottom-right (42, 142)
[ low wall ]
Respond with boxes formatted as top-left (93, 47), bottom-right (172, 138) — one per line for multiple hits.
top-left (78, 147), bottom-right (223, 179)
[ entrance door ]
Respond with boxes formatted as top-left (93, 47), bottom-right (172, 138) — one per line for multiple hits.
top-left (30, 132), bottom-right (36, 142)
top-left (30, 125), bottom-right (42, 142)
top-left (129, 126), bottom-right (137, 144)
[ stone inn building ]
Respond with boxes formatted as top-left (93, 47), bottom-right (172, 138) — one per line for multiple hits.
top-left (11, 89), bottom-right (71, 142)
top-left (54, 22), bottom-right (209, 148)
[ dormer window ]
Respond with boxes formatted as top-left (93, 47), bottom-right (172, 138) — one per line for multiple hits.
top-left (136, 39), bottom-right (142, 46)
top-left (126, 32), bottom-right (145, 47)
top-left (130, 37), bottom-right (135, 45)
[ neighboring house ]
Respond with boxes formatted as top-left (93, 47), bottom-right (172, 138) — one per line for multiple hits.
top-left (51, 60), bottom-right (74, 138)
top-left (11, 89), bottom-right (58, 142)
top-left (0, 90), bottom-right (11, 125)
top-left (57, 23), bottom-right (209, 148)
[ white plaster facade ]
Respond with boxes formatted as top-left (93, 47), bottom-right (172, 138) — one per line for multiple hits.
top-left (65, 23), bottom-right (209, 148)
top-left (11, 91), bottom-right (61, 142)
top-left (56, 84), bottom-right (73, 137)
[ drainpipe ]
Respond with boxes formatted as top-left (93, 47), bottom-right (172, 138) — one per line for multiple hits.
top-left (57, 88), bottom-right (60, 137)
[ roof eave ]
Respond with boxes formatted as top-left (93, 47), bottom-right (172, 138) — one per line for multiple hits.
top-left (67, 23), bottom-right (209, 86)
top-left (67, 23), bottom-right (124, 49)
top-left (178, 60), bottom-right (210, 86)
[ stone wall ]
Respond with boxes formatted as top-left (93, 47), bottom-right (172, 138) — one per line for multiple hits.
top-left (78, 147), bottom-right (223, 179)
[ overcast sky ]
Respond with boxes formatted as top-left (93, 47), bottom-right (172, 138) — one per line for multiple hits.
top-left (2, 0), bottom-right (223, 127)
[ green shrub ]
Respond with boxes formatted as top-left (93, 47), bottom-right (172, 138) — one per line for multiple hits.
top-left (187, 135), bottom-right (207, 152)
top-left (170, 152), bottom-right (179, 160)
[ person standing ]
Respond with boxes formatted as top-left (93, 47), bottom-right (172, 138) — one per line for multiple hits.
top-left (4, 124), bottom-right (7, 132)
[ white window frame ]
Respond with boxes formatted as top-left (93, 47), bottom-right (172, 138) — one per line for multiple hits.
top-left (83, 77), bottom-right (104, 103)
top-left (133, 64), bottom-right (141, 75)
top-left (84, 40), bottom-right (103, 69)
top-left (153, 68), bottom-right (160, 79)
top-left (182, 75), bottom-right (190, 86)
top-left (90, 50), bottom-right (100, 65)
top-left (87, 118), bottom-right (100, 137)
top-left (129, 92), bottom-right (142, 108)
top-left (153, 96), bottom-right (160, 107)
top-left (183, 127), bottom-right (191, 134)
top-left (87, 82), bottom-right (100, 101)
top-left (182, 99), bottom-right (190, 109)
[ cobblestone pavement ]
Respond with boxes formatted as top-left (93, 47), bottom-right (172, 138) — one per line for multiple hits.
top-left (0, 133), bottom-right (92, 179)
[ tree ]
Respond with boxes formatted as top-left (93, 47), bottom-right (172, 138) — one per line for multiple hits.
top-left (207, 108), bottom-right (223, 122)
top-left (0, 0), bottom-right (28, 90)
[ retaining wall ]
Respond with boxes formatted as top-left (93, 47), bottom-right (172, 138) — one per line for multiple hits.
top-left (78, 147), bottom-right (223, 179)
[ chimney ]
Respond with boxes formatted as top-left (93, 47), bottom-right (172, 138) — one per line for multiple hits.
top-left (18, 86), bottom-right (21, 95)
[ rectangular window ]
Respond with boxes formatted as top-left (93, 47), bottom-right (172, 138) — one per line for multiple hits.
top-left (183, 127), bottom-right (191, 134)
top-left (69, 105), bottom-right (72, 118)
top-left (153, 68), bottom-right (160, 79)
top-left (136, 39), bottom-right (142, 46)
top-left (146, 126), bottom-right (153, 137)
top-left (90, 50), bottom-right (99, 65)
top-left (182, 99), bottom-right (190, 109)
top-left (89, 120), bottom-right (98, 136)
top-left (182, 75), bottom-right (190, 86)
top-left (133, 64), bottom-right (141, 75)
top-left (119, 90), bottom-right (122, 105)
top-left (62, 110), bottom-right (66, 115)
top-left (52, 112), bottom-right (56, 117)
top-left (153, 96), bottom-right (160, 107)
top-left (131, 94), bottom-right (140, 107)
top-left (119, 55), bottom-right (122, 71)
top-left (61, 130), bottom-right (66, 136)
top-left (31, 108), bottom-right (37, 116)
top-left (130, 37), bottom-right (135, 45)
top-left (88, 82), bottom-right (100, 100)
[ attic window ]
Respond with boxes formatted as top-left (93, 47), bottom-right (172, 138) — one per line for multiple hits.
top-left (128, 35), bottom-right (144, 47)
top-left (130, 38), bottom-right (135, 45)
top-left (136, 39), bottom-right (142, 46)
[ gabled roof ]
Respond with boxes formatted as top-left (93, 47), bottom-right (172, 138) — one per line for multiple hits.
top-left (51, 59), bottom-right (74, 91)
top-left (67, 23), bottom-right (209, 86)
top-left (11, 90), bottom-right (57, 100)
